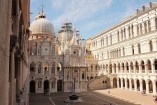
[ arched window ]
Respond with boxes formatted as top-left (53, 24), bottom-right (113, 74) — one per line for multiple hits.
top-left (140, 24), bottom-right (142, 35)
top-left (126, 62), bottom-right (129, 72)
top-left (144, 22), bottom-right (147, 33)
top-left (141, 60), bottom-right (145, 70)
top-left (128, 26), bottom-right (131, 38)
top-left (154, 59), bottom-right (157, 70)
top-left (131, 25), bottom-right (134, 37)
top-left (138, 43), bottom-right (141, 54)
top-left (148, 21), bottom-right (151, 32)
top-left (132, 45), bottom-right (134, 55)
top-left (155, 18), bottom-right (157, 30)
top-left (122, 63), bottom-right (125, 72)
top-left (147, 60), bottom-right (151, 70)
top-left (149, 40), bottom-right (153, 52)
top-left (117, 31), bottom-right (120, 42)
top-left (135, 61), bottom-right (139, 71)
top-left (130, 62), bottom-right (133, 71)
top-left (124, 28), bottom-right (126, 40)
top-left (123, 47), bottom-right (125, 56)
top-left (137, 25), bottom-right (139, 35)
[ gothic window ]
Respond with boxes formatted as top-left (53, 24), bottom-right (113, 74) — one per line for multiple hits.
top-left (91, 65), bottom-right (93, 71)
top-left (147, 60), bottom-right (151, 70)
top-left (126, 62), bottom-right (129, 71)
top-left (38, 64), bottom-right (41, 74)
top-left (135, 61), bottom-right (139, 70)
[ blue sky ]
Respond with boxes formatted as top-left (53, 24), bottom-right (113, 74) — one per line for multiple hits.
top-left (30, 0), bottom-right (157, 39)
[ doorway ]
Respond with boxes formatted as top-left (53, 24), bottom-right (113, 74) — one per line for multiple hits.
top-left (57, 80), bottom-right (62, 91)
top-left (30, 80), bottom-right (35, 93)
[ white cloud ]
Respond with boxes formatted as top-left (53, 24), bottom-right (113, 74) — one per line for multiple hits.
top-left (52, 0), bottom-right (112, 25)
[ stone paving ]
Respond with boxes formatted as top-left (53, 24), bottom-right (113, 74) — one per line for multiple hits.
top-left (30, 90), bottom-right (140, 105)
top-left (94, 88), bottom-right (157, 105)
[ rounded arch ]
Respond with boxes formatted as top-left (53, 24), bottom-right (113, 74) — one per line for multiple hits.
top-left (148, 80), bottom-right (153, 93)
top-left (113, 78), bottom-right (117, 88)
top-left (131, 79), bottom-right (134, 90)
top-left (136, 79), bottom-right (140, 91)
top-left (154, 59), bottom-right (157, 70)
top-left (122, 78), bottom-right (125, 88)
top-left (141, 60), bottom-right (145, 71)
top-left (147, 59), bottom-right (152, 73)
top-left (119, 78), bottom-right (121, 88)
top-left (30, 80), bottom-right (36, 93)
top-left (141, 79), bottom-right (146, 91)
top-left (135, 61), bottom-right (139, 73)
top-left (126, 78), bottom-right (129, 89)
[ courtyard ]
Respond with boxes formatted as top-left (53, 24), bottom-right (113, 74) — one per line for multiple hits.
top-left (29, 89), bottom-right (142, 105)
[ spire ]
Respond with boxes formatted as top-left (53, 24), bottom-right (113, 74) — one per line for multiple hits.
top-left (35, 3), bottom-right (46, 20)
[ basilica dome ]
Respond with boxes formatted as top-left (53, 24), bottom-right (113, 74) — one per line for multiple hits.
top-left (30, 12), bottom-right (54, 36)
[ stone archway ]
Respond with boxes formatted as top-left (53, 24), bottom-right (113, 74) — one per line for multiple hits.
top-left (148, 80), bottom-right (153, 93)
top-left (57, 80), bottom-right (63, 91)
top-left (127, 79), bottom-right (129, 89)
top-left (119, 78), bottom-right (121, 88)
top-left (123, 78), bottom-right (125, 88)
top-left (142, 79), bottom-right (146, 91)
top-left (136, 79), bottom-right (140, 91)
top-left (113, 78), bottom-right (117, 88)
top-left (44, 80), bottom-right (49, 92)
top-left (30, 80), bottom-right (36, 93)
top-left (131, 79), bottom-right (134, 90)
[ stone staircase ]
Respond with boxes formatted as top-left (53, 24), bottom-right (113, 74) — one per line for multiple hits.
top-left (87, 75), bottom-right (110, 90)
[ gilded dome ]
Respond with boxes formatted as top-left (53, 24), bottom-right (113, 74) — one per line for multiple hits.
top-left (30, 12), bottom-right (54, 36)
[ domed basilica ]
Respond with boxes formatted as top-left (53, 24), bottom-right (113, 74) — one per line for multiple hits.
top-left (28, 11), bottom-right (88, 93)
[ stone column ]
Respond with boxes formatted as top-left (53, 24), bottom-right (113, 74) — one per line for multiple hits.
top-left (153, 81), bottom-right (156, 96)
top-left (146, 81), bottom-right (149, 94)
top-left (140, 81), bottom-right (143, 92)
top-left (36, 80), bottom-right (38, 93)
top-left (117, 78), bottom-right (119, 88)
top-left (134, 80), bottom-right (137, 91)
top-left (130, 79), bottom-right (132, 90)
top-left (121, 79), bottom-right (123, 89)
top-left (151, 62), bottom-right (155, 74)
top-left (10, 48), bottom-right (16, 105)
top-left (139, 64), bottom-right (142, 74)
top-left (125, 79), bottom-right (127, 89)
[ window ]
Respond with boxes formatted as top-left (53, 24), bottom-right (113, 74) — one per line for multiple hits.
top-left (132, 45), bottom-right (134, 55)
top-left (117, 31), bottom-right (120, 41)
top-left (138, 43), bottom-right (141, 54)
top-left (128, 26), bottom-right (131, 38)
top-left (148, 21), bottom-right (151, 32)
top-left (140, 24), bottom-right (142, 35)
top-left (137, 25), bottom-right (139, 35)
top-left (131, 25), bottom-right (134, 37)
top-left (149, 40), bottom-right (153, 52)
top-left (155, 18), bottom-right (157, 30)
top-left (144, 22), bottom-right (147, 33)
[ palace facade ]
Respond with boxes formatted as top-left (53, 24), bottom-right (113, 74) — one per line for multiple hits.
top-left (87, 2), bottom-right (157, 95)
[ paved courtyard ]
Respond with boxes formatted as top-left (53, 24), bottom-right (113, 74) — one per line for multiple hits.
top-left (30, 90), bottom-right (141, 105)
